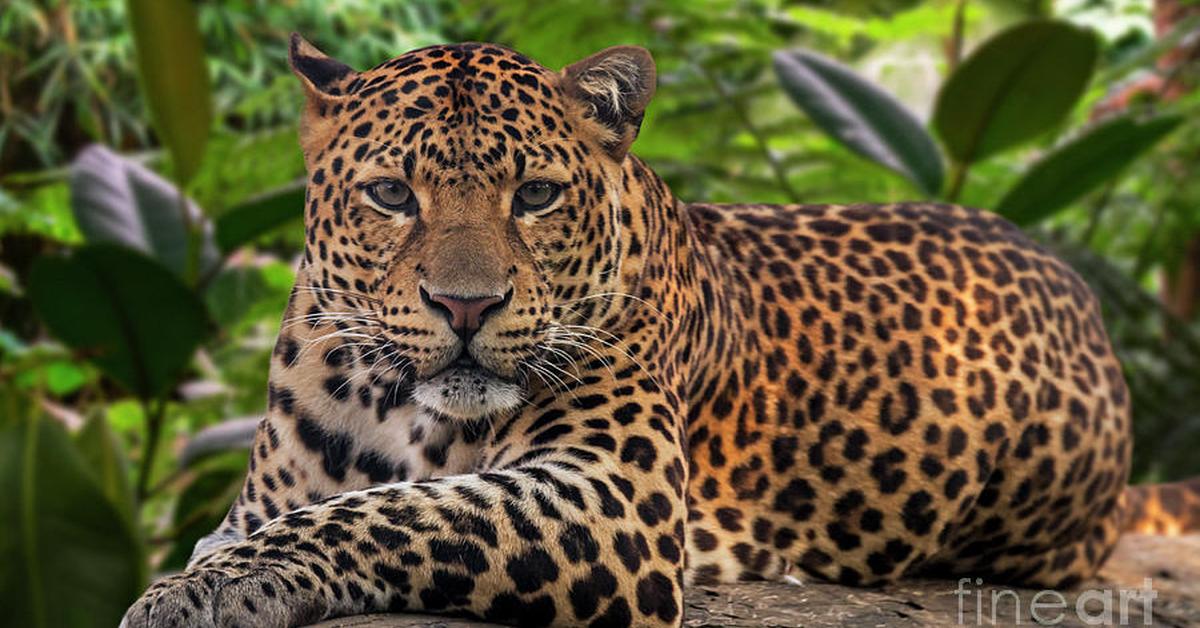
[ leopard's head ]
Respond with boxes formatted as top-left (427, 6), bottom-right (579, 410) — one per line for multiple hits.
top-left (287, 35), bottom-right (656, 420)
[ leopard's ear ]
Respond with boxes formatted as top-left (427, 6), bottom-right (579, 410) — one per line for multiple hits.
top-left (288, 33), bottom-right (357, 97)
top-left (562, 46), bottom-right (656, 159)
top-left (288, 33), bottom-right (357, 160)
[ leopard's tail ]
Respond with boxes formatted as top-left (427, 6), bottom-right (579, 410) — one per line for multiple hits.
top-left (1119, 477), bottom-right (1200, 534)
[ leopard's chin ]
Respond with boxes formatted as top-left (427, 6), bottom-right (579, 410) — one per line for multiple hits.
top-left (411, 364), bottom-right (524, 420)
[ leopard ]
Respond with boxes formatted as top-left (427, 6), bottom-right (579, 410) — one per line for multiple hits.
top-left (122, 34), bottom-right (1200, 628)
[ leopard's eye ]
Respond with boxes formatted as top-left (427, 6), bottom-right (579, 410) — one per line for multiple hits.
top-left (364, 179), bottom-right (416, 214)
top-left (513, 181), bottom-right (563, 215)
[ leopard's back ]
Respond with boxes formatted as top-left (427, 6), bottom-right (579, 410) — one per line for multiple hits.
top-left (681, 201), bottom-right (1130, 588)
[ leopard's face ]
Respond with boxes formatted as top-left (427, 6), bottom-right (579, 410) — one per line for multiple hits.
top-left (290, 39), bottom-right (654, 421)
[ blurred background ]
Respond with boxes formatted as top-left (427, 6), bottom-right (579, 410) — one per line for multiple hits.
top-left (1, 1), bottom-right (1198, 626)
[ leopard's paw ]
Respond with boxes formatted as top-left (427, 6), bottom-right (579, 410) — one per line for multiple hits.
top-left (120, 566), bottom-right (329, 628)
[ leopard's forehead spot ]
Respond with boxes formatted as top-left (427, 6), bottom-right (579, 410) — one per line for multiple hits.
top-left (318, 43), bottom-right (580, 183)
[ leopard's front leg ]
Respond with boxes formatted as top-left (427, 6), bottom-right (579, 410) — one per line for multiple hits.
top-left (122, 376), bottom-right (687, 627)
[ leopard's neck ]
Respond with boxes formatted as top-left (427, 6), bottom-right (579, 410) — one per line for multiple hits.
top-left (600, 155), bottom-right (747, 393)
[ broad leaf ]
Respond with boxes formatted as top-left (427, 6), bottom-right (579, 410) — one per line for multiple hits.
top-left (126, 0), bottom-right (212, 183)
top-left (933, 20), bottom-right (1098, 165)
top-left (27, 244), bottom-right (210, 400)
top-left (773, 49), bottom-right (944, 195)
top-left (997, 114), bottom-right (1182, 225)
top-left (0, 416), bottom-right (144, 628)
top-left (179, 417), bottom-right (259, 468)
top-left (204, 267), bottom-right (273, 329)
top-left (159, 457), bottom-right (246, 571)
top-left (215, 180), bottom-right (305, 253)
top-left (70, 145), bottom-right (220, 279)
top-left (75, 415), bottom-right (136, 526)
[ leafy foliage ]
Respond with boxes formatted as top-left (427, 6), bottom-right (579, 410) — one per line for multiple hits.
top-left (0, 406), bottom-right (145, 628)
top-left (28, 244), bottom-right (210, 399)
top-left (932, 20), bottom-right (1098, 166)
top-left (996, 114), bottom-right (1182, 224)
top-left (773, 49), bottom-right (943, 194)
top-left (126, 0), bottom-right (213, 184)
top-left (68, 146), bottom-right (219, 279)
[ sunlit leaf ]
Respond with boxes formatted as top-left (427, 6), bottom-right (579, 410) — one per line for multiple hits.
top-left (126, 0), bottom-right (213, 183)
top-left (0, 415), bottom-right (144, 628)
top-left (773, 48), bottom-right (944, 194)
top-left (933, 20), bottom-right (1097, 165)
top-left (27, 245), bottom-right (210, 400)
top-left (997, 115), bottom-right (1182, 225)
top-left (14, 360), bottom-right (92, 396)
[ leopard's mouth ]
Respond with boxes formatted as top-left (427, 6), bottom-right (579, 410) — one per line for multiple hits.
top-left (426, 351), bottom-right (513, 383)
top-left (411, 350), bottom-right (524, 419)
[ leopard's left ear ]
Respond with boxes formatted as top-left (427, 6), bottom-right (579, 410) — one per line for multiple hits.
top-left (562, 46), bottom-right (656, 159)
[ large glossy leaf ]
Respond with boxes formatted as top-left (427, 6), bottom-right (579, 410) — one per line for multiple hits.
top-left (996, 114), bottom-right (1182, 225)
top-left (75, 415), bottom-right (136, 525)
top-left (159, 456), bottom-right (246, 571)
top-left (27, 245), bottom-right (210, 399)
top-left (773, 49), bottom-right (944, 195)
top-left (70, 145), bottom-right (220, 279)
top-left (179, 417), bottom-right (259, 468)
top-left (0, 416), bottom-right (144, 628)
top-left (215, 180), bottom-right (305, 253)
top-left (126, 0), bottom-right (212, 183)
top-left (933, 20), bottom-right (1098, 165)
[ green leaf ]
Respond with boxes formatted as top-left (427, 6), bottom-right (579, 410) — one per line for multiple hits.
top-left (214, 180), bottom-right (305, 253)
top-left (204, 266), bottom-right (272, 329)
top-left (773, 49), bottom-right (944, 195)
top-left (933, 19), bottom-right (1098, 165)
top-left (14, 360), bottom-right (93, 396)
top-left (70, 145), bottom-right (220, 279)
top-left (0, 416), bottom-right (144, 628)
top-left (126, 0), bottom-right (213, 184)
top-left (996, 115), bottom-right (1182, 225)
top-left (27, 244), bottom-right (210, 400)
top-left (179, 417), bottom-right (259, 468)
top-left (159, 457), bottom-right (245, 571)
top-left (75, 415), bottom-right (136, 526)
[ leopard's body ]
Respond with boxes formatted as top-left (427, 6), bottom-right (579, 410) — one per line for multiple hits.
top-left (123, 37), bottom-right (1200, 628)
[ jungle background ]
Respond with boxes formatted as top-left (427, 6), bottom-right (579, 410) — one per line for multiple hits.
top-left (1, 1), bottom-right (1198, 626)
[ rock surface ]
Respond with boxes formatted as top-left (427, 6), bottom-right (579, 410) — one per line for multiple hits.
top-left (310, 534), bottom-right (1200, 627)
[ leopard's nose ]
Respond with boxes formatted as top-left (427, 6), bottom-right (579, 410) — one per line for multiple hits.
top-left (421, 287), bottom-right (510, 340)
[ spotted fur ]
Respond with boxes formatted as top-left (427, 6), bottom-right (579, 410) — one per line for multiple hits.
top-left (122, 35), bottom-right (1200, 628)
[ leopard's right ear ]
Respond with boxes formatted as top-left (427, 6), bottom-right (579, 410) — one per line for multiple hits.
top-left (288, 33), bottom-right (357, 160)
top-left (288, 33), bottom-right (357, 98)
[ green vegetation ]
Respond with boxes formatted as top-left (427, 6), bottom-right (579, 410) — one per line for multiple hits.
top-left (1, 1), bottom-right (1197, 626)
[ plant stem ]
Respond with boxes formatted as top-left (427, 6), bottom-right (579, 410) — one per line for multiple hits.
top-left (135, 397), bottom-right (166, 503)
top-left (1132, 201), bottom-right (1168, 282)
top-left (21, 390), bottom-right (46, 628)
top-left (948, 0), bottom-right (968, 73)
top-left (690, 59), bottom-right (801, 203)
top-left (178, 188), bottom-right (201, 287)
top-left (1081, 181), bottom-right (1116, 246)
top-left (945, 160), bottom-right (970, 202)
top-left (145, 463), bottom-right (190, 500)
